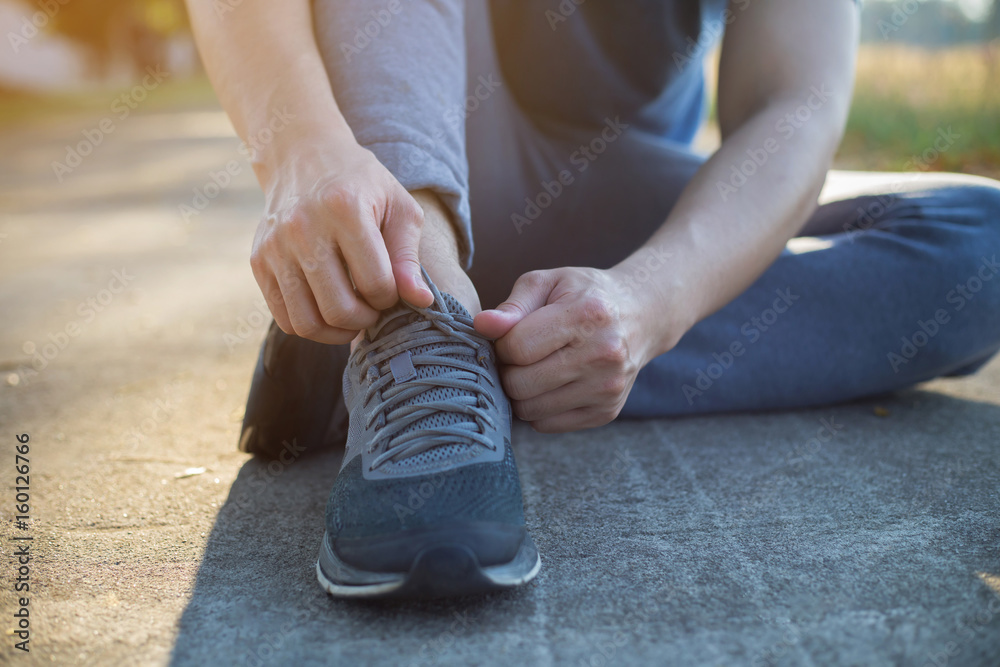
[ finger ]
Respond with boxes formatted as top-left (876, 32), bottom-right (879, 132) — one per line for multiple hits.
top-left (511, 381), bottom-right (589, 423)
top-left (252, 261), bottom-right (294, 335)
top-left (532, 407), bottom-right (607, 434)
top-left (501, 348), bottom-right (580, 400)
top-left (337, 225), bottom-right (399, 311)
top-left (275, 266), bottom-right (358, 344)
top-left (474, 270), bottom-right (559, 339)
top-left (301, 245), bottom-right (380, 330)
top-left (494, 303), bottom-right (576, 366)
top-left (383, 196), bottom-right (432, 308)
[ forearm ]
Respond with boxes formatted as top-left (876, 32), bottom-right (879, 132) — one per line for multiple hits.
top-left (617, 94), bottom-right (846, 357)
top-left (185, 0), bottom-right (355, 184)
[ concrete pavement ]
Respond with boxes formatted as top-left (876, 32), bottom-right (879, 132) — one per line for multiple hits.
top-left (1, 99), bottom-right (998, 667)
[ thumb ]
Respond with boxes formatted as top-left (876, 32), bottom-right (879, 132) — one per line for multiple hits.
top-left (474, 270), bottom-right (557, 339)
top-left (384, 199), bottom-right (432, 308)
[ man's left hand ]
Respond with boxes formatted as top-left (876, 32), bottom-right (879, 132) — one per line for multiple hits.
top-left (474, 267), bottom-right (661, 433)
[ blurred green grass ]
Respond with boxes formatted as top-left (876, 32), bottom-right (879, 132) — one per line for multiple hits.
top-left (837, 43), bottom-right (1000, 178)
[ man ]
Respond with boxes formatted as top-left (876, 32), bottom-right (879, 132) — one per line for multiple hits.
top-left (186, 0), bottom-right (1000, 599)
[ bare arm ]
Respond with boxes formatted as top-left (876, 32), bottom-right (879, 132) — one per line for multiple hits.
top-left (185, 0), bottom-right (350, 174)
top-left (474, 0), bottom-right (859, 432)
top-left (620, 0), bottom-right (859, 354)
top-left (186, 0), bottom-right (432, 343)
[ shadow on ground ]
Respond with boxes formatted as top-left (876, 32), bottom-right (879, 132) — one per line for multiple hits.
top-left (171, 390), bottom-right (1000, 667)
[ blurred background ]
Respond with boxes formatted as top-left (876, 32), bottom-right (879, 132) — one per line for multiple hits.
top-left (0, 0), bottom-right (998, 176)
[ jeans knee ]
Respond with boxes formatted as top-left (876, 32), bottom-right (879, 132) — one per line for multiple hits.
top-left (953, 184), bottom-right (1000, 306)
top-left (964, 181), bottom-right (1000, 240)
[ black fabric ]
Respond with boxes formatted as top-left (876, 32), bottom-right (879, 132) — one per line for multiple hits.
top-left (239, 321), bottom-right (350, 459)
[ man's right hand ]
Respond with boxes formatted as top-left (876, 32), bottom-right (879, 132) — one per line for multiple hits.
top-left (250, 139), bottom-right (433, 344)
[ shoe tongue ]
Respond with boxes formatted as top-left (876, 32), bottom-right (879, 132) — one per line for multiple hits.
top-left (366, 286), bottom-right (469, 341)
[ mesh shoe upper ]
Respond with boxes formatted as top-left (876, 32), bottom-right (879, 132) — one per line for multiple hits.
top-left (343, 289), bottom-right (506, 477)
top-left (327, 272), bottom-right (523, 542)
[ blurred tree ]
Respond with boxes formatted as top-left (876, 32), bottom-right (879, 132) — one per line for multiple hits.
top-left (861, 0), bottom-right (992, 45)
top-left (987, 0), bottom-right (1000, 40)
top-left (46, 0), bottom-right (188, 77)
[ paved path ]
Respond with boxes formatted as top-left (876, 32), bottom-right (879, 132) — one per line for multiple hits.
top-left (1, 102), bottom-right (998, 666)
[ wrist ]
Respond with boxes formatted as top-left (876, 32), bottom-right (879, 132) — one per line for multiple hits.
top-left (609, 249), bottom-right (698, 363)
top-left (250, 118), bottom-right (358, 189)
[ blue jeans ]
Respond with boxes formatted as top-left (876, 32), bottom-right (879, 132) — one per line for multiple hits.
top-left (314, 1), bottom-right (1000, 417)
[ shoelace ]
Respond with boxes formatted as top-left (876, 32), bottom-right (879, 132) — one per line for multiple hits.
top-left (354, 304), bottom-right (499, 471)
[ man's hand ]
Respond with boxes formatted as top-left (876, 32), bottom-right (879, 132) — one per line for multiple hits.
top-left (250, 139), bottom-right (433, 344)
top-left (474, 267), bottom-right (664, 433)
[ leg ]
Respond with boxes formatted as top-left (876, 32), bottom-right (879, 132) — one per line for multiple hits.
top-left (456, 41), bottom-right (1000, 418)
top-left (310, 2), bottom-right (540, 600)
top-left (462, 84), bottom-right (1000, 417)
top-left (622, 174), bottom-right (1000, 417)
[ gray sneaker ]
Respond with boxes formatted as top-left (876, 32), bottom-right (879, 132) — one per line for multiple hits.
top-left (316, 270), bottom-right (541, 599)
